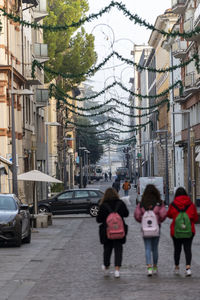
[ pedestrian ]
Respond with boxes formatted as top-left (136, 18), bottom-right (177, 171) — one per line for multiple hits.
top-left (83, 175), bottom-right (87, 188)
top-left (112, 179), bottom-right (120, 193)
top-left (167, 187), bottom-right (198, 276)
top-left (109, 171), bottom-right (112, 181)
top-left (96, 187), bottom-right (129, 278)
top-left (122, 179), bottom-right (131, 196)
top-left (134, 184), bottom-right (167, 276)
top-left (104, 172), bottom-right (108, 182)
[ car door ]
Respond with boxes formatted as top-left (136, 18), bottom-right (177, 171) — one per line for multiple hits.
top-left (52, 191), bottom-right (74, 214)
top-left (74, 190), bottom-right (90, 212)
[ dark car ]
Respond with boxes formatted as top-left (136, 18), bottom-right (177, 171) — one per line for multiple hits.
top-left (37, 189), bottom-right (104, 217)
top-left (0, 194), bottom-right (31, 247)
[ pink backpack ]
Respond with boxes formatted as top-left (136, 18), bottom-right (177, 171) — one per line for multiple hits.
top-left (105, 202), bottom-right (125, 240)
top-left (141, 210), bottom-right (159, 237)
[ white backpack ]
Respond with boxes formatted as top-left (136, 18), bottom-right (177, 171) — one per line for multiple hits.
top-left (141, 210), bottom-right (159, 237)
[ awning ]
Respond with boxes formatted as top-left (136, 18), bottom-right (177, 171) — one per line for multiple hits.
top-left (18, 170), bottom-right (62, 183)
top-left (196, 152), bottom-right (200, 162)
top-left (0, 155), bottom-right (12, 166)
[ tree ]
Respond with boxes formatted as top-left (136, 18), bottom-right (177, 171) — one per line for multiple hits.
top-left (75, 118), bottom-right (104, 164)
top-left (44, 0), bottom-right (97, 86)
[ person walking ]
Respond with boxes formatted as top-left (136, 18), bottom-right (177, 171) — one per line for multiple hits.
top-left (122, 179), bottom-right (131, 196)
top-left (112, 179), bottom-right (120, 193)
top-left (104, 172), bottom-right (108, 182)
top-left (96, 187), bottom-right (129, 278)
top-left (134, 184), bottom-right (167, 276)
top-left (167, 187), bottom-right (198, 276)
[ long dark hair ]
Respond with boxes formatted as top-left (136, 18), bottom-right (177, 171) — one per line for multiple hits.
top-left (141, 184), bottom-right (162, 210)
top-left (174, 187), bottom-right (188, 198)
top-left (100, 187), bottom-right (119, 205)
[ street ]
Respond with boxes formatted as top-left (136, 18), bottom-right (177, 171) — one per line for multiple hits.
top-left (1, 181), bottom-right (200, 300)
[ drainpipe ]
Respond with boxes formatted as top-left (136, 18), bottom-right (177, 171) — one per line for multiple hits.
top-left (190, 128), bottom-right (196, 204)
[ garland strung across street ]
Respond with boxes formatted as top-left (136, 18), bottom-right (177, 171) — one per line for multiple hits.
top-left (1, 1), bottom-right (200, 39)
top-left (67, 119), bottom-right (153, 130)
top-left (32, 52), bottom-right (199, 79)
top-left (49, 80), bottom-right (183, 101)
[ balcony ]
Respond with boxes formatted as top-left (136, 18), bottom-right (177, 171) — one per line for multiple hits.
top-left (22, 0), bottom-right (39, 6)
top-left (25, 65), bottom-right (44, 85)
top-left (171, 0), bottom-right (187, 14)
top-left (184, 72), bottom-right (200, 93)
top-left (172, 40), bottom-right (188, 58)
top-left (33, 0), bottom-right (48, 22)
top-left (33, 43), bottom-right (49, 63)
top-left (36, 89), bottom-right (49, 107)
top-left (183, 17), bottom-right (200, 41)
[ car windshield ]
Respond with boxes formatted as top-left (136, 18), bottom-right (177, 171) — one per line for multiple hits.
top-left (0, 196), bottom-right (17, 211)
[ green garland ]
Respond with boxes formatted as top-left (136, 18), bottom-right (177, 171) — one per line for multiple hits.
top-left (50, 80), bottom-right (183, 102)
top-left (32, 52), bottom-right (199, 79)
top-left (0, 20), bottom-right (2, 32)
top-left (2, 2), bottom-right (200, 39)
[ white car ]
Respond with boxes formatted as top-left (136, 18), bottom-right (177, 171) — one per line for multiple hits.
top-left (136, 177), bottom-right (165, 204)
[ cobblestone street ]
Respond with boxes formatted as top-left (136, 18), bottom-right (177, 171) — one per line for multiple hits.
top-left (1, 185), bottom-right (200, 300)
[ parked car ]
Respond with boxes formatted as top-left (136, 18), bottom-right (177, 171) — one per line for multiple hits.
top-left (136, 177), bottom-right (165, 204)
top-left (35, 189), bottom-right (104, 217)
top-left (0, 194), bottom-right (31, 246)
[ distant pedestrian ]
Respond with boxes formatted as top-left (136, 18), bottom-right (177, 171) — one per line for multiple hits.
top-left (134, 184), bottom-right (167, 276)
top-left (112, 179), bottom-right (120, 193)
top-left (109, 171), bottom-right (112, 181)
top-left (96, 188), bottom-right (129, 278)
top-left (104, 172), bottom-right (108, 182)
top-left (122, 179), bottom-right (131, 196)
top-left (83, 175), bottom-right (87, 188)
top-left (167, 187), bottom-right (198, 276)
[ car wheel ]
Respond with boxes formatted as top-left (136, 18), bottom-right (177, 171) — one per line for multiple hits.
top-left (23, 228), bottom-right (31, 244)
top-left (89, 205), bottom-right (99, 217)
top-left (15, 226), bottom-right (22, 247)
top-left (38, 206), bottom-right (50, 214)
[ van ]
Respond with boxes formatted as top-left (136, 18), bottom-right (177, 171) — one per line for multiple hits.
top-left (136, 177), bottom-right (165, 204)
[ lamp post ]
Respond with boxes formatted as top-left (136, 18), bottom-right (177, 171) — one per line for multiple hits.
top-left (79, 147), bottom-right (86, 188)
top-left (45, 121), bottom-right (61, 197)
top-left (10, 61), bottom-right (34, 196)
top-left (63, 137), bottom-right (75, 189)
top-left (172, 110), bottom-right (191, 197)
top-left (155, 130), bottom-right (169, 206)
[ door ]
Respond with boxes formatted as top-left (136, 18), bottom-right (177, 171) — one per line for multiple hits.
top-left (52, 191), bottom-right (74, 213)
top-left (74, 190), bottom-right (91, 212)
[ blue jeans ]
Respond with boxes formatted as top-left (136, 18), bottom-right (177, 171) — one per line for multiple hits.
top-left (143, 237), bottom-right (160, 265)
top-left (124, 190), bottom-right (129, 196)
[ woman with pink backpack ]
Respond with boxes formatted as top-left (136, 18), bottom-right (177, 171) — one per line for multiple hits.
top-left (96, 187), bottom-right (129, 278)
top-left (134, 184), bottom-right (167, 276)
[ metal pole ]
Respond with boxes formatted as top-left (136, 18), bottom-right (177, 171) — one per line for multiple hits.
top-left (187, 113), bottom-right (191, 198)
top-left (45, 124), bottom-right (49, 198)
top-left (63, 139), bottom-right (67, 190)
top-left (190, 128), bottom-right (196, 204)
top-left (171, 45), bottom-right (176, 189)
top-left (11, 60), bottom-right (18, 196)
top-left (148, 142), bottom-right (150, 176)
top-left (165, 132), bottom-right (169, 205)
top-left (80, 155), bottom-right (83, 188)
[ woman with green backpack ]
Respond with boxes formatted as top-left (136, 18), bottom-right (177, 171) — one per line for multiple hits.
top-left (167, 187), bottom-right (198, 276)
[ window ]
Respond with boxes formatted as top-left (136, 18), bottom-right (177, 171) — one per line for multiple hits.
top-left (58, 192), bottom-right (73, 200)
top-left (89, 191), bottom-right (98, 197)
top-left (75, 191), bottom-right (89, 198)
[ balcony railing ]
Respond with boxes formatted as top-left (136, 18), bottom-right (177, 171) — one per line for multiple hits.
top-left (36, 89), bottom-right (49, 107)
top-left (184, 72), bottom-right (200, 94)
top-left (172, 40), bottom-right (188, 58)
top-left (22, 0), bottom-right (39, 5)
top-left (25, 65), bottom-right (44, 85)
top-left (171, 0), bottom-right (187, 14)
top-left (34, 43), bottom-right (49, 63)
top-left (33, 0), bottom-right (48, 22)
top-left (183, 17), bottom-right (199, 41)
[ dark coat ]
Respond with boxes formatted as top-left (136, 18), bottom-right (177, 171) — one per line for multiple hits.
top-left (96, 199), bottom-right (129, 244)
top-left (112, 181), bottom-right (120, 192)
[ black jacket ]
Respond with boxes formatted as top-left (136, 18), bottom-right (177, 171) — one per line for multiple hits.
top-left (96, 199), bottom-right (129, 244)
top-left (112, 181), bottom-right (120, 192)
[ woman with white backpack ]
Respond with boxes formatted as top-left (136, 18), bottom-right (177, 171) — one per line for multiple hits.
top-left (134, 184), bottom-right (167, 276)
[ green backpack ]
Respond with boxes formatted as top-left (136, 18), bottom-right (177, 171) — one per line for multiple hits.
top-left (172, 203), bottom-right (192, 238)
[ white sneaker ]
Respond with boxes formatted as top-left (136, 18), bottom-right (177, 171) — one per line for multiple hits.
top-left (114, 270), bottom-right (120, 278)
top-left (147, 267), bottom-right (153, 276)
top-left (102, 265), bottom-right (110, 277)
top-left (174, 267), bottom-right (179, 275)
top-left (185, 268), bottom-right (192, 277)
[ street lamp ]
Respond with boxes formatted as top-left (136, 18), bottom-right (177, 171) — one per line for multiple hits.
top-left (63, 137), bottom-right (74, 190)
top-left (79, 147), bottom-right (86, 188)
top-left (10, 61), bottom-right (34, 196)
top-left (155, 130), bottom-right (169, 206)
top-left (172, 110), bottom-right (191, 198)
top-left (45, 121), bottom-right (61, 197)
